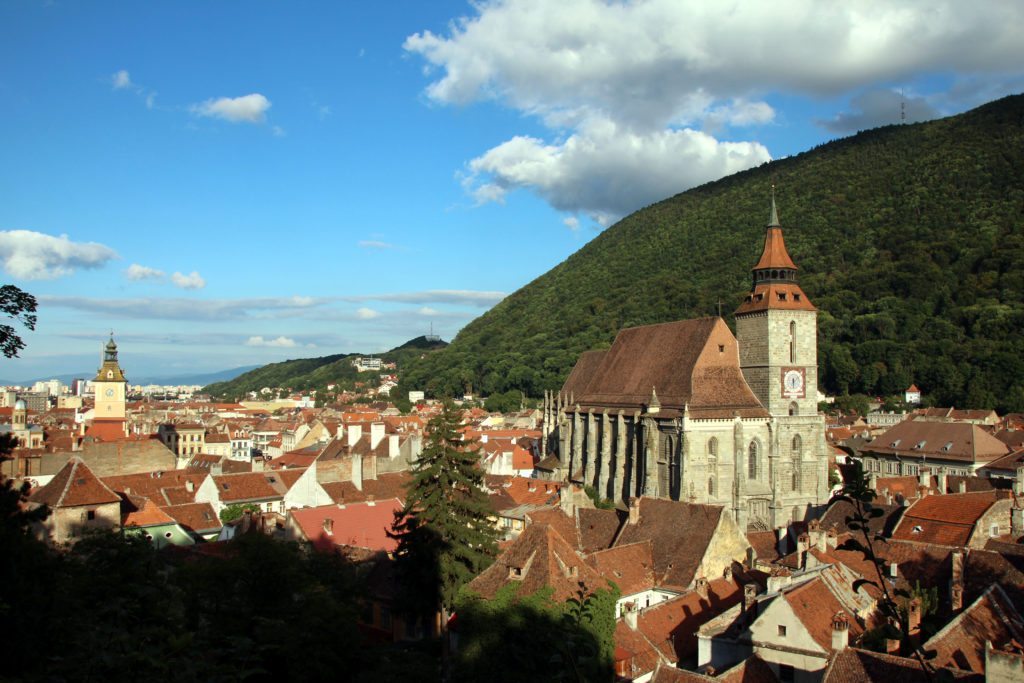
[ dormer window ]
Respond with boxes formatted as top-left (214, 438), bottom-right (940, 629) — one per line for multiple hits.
top-left (913, 441), bottom-right (926, 450)
top-left (777, 292), bottom-right (787, 301)
top-left (890, 439), bottom-right (901, 448)
top-left (794, 293), bottom-right (801, 301)
top-left (942, 442), bottom-right (953, 452)
top-left (509, 566), bottom-right (524, 580)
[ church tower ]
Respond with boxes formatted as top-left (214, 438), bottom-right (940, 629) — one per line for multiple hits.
top-left (735, 196), bottom-right (818, 416)
top-left (735, 195), bottom-right (829, 525)
top-left (88, 336), bottom-right (129, 440)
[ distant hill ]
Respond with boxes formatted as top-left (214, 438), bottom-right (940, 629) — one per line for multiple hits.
top-left (203, 336), bottom-right (448, 400)
top-left (0, 365), bottom-right (260, 388)
top-left (397, 95), bottom-right (1024, 413)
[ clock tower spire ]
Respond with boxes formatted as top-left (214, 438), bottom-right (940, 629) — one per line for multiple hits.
top-left (88, 334), bottom-right (129, 440)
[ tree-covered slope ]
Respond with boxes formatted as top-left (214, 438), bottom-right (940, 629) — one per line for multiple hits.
top-left (204, 336), bottom-right (447, 400)
top-left (399, 95), bottom-right (1024, 412)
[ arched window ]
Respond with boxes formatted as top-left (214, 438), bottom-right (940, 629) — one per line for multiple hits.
top-left (792, 434), bottom-right (802, 456)
top-left (748, 441), bottom-right (759, 479)
top-left (708, 477), bottom-right (715, 496)
top-left (789, 402), bottom-right (799, 416)
top-left (790, 321), bottom-right (797, 363)
top-left (707, 437), bottom-right (718, 458)
top-left (791, 435), bottom-right (803, 492)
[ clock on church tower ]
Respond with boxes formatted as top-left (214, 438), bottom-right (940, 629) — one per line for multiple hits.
top-left (93, 336), bottom-right (128, 421)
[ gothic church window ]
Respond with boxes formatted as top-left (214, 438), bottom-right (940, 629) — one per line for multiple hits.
top-left (707, 437), bottom-right (718, 458)
top-left (789, 402), bottom-right (798, 416)
top-left (748, 441), bottom-right (759, 479)
top-left (708, 477), bottom-right (715, 496)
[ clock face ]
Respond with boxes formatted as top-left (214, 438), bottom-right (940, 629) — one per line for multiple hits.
top-left (782, 368), bottom-right (806, 398)
top-left (105, 388), bottom-right (115, 397)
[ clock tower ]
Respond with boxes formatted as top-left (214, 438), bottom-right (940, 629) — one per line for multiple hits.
top-left (735, 195), bottom-right (830, 523)
top-left (89, 336), bottom-right (129, 439)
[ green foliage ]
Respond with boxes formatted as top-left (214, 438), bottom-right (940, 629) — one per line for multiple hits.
top-left (390, 402), bottom-right (499, 615)
top-left (0, 284), bottom-right (37, 359)
top-left (485, 389), bottom-right (525, 414)
top-left (219, 503), bottom-right (256, 523)
top-left (833, 393), bottom-right (872, 417)
top-left (204, 335), bottom-right (447, 401)
top-left (398, 96), bottom-right (1024, 413)
top-left (0, 528), bottom-right (367, 681)
top-left (454, 584), bottom-right (618, 683)
top-left (583, 485), bottom-right (616, 510)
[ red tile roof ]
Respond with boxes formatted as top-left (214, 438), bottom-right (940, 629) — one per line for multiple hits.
top-left (161, 502), bottom-right (221, 534)
top-left (923, 584), bottom-right (1024, 673)
top-left (29, 457), bottom-right (120, 508)
top-left (783, 577), bottom-right (864, 652)
top-left (290, 499), bottom-right (402, 553)
top-left (585, 541), bottom-right (655, 595)
top-left (891, 491), bottom-right (1001, 546)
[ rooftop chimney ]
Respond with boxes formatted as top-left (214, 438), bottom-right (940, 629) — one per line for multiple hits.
top-left (624, 602), bottom-right (638, 630)
top-left (352, 453), bottom-right (363, 491)
top-left (958, 480), bottom-right (967, 494)
top-left (347, 424), bottom-right (362, 448)
top-left (831, 612), bottom-right (849, 651)
top-left (908, 597), bottom-right (922, 635)
top-left (743, 583), bottom-right (758, 616)
top-left (370, 422), bottom-right (385, 449)
top-left (695, 577), bottom-right (709, 599)
top-left (628, 497), bottom-right (641, 525)
top-left (185, 480), bottom-right (195, 493)
top-left (937, 468), bottom-right (948, 493)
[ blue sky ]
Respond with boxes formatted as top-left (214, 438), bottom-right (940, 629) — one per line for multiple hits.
top-left (2, 1), bottom-right (1023, 382)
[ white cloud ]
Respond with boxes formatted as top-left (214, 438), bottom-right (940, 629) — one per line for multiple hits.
top-left (341, 289), bottom-right (506, 307)
top-left (0, 230), bottom-right (118, 280)
top-left (465, 117), bottom-right (769, 224)
top-left (356, 307), bottom-right (380, 320)
top-left (406, 0), bottom-right (1024, 222)
top-left (418, 306), bottom-right (439, 316)
top-left (820, 88), bottom-right (939, 132)
top-left (562, 216), bottom-right (580, 231)
top-left (40, 295), bottom-right (327, 321)
top-left (171, 271), bottom-right (206, 290)
top-left (125, 263), bottom-right (165, 281)
top-left (245, 336), bottom-right (298, 348)
top-left (358, 240), bottom-right (394, 250)
top-left (111, 70), bottom-right (133, 90)
top-left (190, 94), bottom-right (271, 124)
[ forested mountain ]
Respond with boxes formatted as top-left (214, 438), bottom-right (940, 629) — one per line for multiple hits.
top-left (397, 95), bottom-right (1024, 413)
top-left (204, 336), bottom-right (447, 400)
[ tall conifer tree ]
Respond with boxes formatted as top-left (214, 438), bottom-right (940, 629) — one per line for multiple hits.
top-left (390, 401), bottom-right (498, 622)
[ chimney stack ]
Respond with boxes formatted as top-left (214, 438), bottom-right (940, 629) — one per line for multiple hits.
top-left (347, 424), bottom-right (362, 448)
top-left (370, 422), bottom-right (385, 449)
top-left (958, 480), bottom-right (967, 494)
top-left (624, 602), bottom-right (638, 630)
top-left (743, 583), bottom-right (758, 616)
top-left (628, 497), bottom-right (641, 525)
top-left (937, 468), bottom-right (948, 493)
top-left (352, 453), bottom-right (363, 491)
top-left (908, 598), bottom-right (922, 634)
top-left (695, 577), bottom-right (709, 599)
top-left (322, 517), bottom-right (334, 535)
top-left (831, 612), bottom-right (849, 651)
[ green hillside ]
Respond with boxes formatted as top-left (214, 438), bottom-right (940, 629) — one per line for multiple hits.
top-left (398, 95), bottom-right (1024, 412)
top-left (204, 336), bottom-right (447, 400)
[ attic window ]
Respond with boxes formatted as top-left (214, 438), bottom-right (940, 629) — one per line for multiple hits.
top-left (718, 344), bottom-right (725, 353)
top-left (777, 292), bottom-right (787, 301)
top-left (942, 442), bottom-right (953, 452)
top-left (755, 293), bottom-right (764, 301)
top-left (76, 478), bottom-right (87, 485)
top-left (222, 483), bottom-right (230, 490)
top-left (913, 441), bottom-right (926, 450)
top-left (777, 625), bottom-right (787, 637)
top-left (912, 525), bottom-right (923, 534)
top-left (202, 511), bottom-right (212, 521)
top-left (86, 510), bottom-right (96, 521)
top-left (890, 439), bottom-right (901, 448)
top-left (266, 476), bottom-right (277, 484)
top-left (509, 566), bottom-right (524, 580)
top-left (793, 294), bottom-right (801, 301)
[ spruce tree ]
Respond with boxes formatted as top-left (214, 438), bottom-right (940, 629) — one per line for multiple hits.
top-left (390, 401), bottom-right (498, 624)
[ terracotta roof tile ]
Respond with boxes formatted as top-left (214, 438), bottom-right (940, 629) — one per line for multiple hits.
top-left (586, 541), bottom-right (656, 595)
top-left (923, 584), bottom-right (1024, 673)
top-left (891, 492), bottom-right (1001, 546)
top-left (29, 458), bottom-right (120, 508)
top-left (614, 499), bottom-right (725, 590)
top-left (782, 577), bottom-right (864, 652)
top-left (822, 648), bottom-right (977, 683)
top-left (290, 499), bottom-right (403, 553)
top-left (467, 523), bottom-right (608, 602)
top-left (161, 502), bottom-right (221, 534)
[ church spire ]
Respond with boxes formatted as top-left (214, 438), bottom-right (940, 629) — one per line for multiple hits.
top-left (735, 192), bottom-right (815, 315)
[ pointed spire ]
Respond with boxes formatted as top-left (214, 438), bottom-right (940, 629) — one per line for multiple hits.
top-left (648, 386), bottom-right (661, 414)
top-left (768, 185), bottom-right (780, 227)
